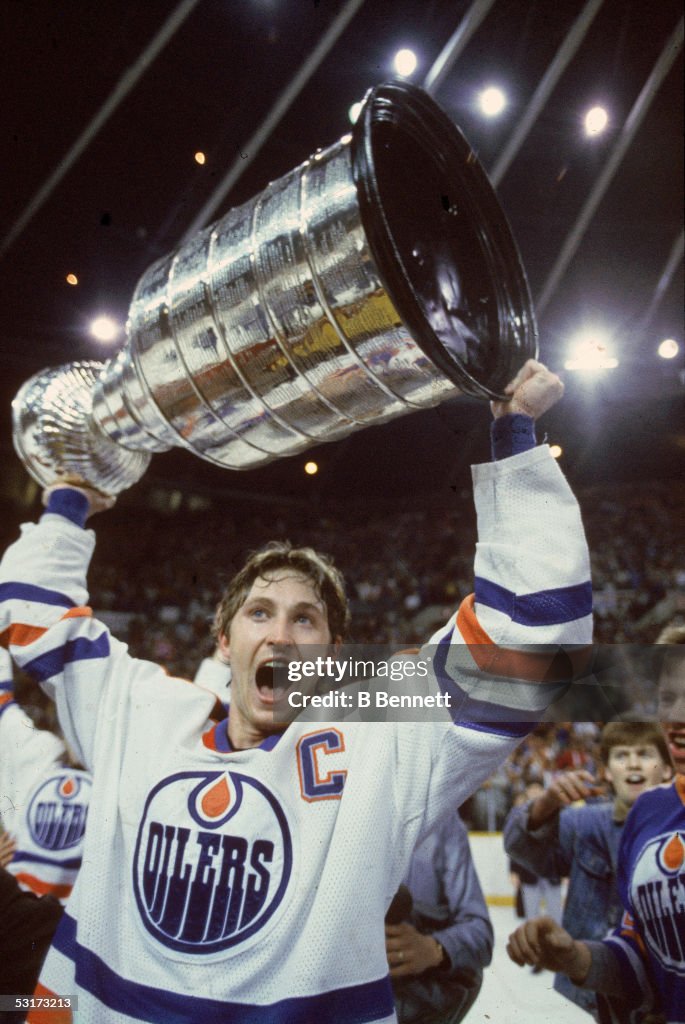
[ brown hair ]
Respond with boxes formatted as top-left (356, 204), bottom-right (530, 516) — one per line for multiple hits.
top-left (212, 540), bottom-right (350, 642)
top-left (599, 721), bottom-right (670, 766)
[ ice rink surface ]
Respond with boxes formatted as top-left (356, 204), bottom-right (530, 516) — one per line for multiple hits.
top-left (471, 905), bottom-right (589, 1023)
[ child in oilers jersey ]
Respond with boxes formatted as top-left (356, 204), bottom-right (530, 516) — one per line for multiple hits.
top-left (507, 629), bottom-right (685, 1024)
top-left (0, 360), bottom-right (593, 1024)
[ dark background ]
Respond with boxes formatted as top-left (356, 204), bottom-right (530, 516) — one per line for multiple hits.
top-left (1, 0), bottom-right (682, 514)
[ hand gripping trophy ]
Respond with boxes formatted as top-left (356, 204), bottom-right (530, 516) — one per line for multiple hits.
top-left (12, 82), bottom-right (537, 496)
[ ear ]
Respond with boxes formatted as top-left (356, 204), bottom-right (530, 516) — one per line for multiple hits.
top-left (332, 636), bottom-right (343, 655)
top-left (662, 761), bottom-right (674, 782)
top-left (217, 632), bottom-right (230, 663)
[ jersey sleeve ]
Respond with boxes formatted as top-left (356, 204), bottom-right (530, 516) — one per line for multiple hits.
top-left (0, 647), bottom-right (65, 834)
top-left (414, 445), bottom-right (592, 827)
top-left (426, 444), bottom-right (592, 740)
top-left (0, 513), bottom-right (164, 773)
top-left (581, 924), bottom-right (652, 1016)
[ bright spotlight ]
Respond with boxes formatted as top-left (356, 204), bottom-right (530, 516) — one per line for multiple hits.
top-left (584, 106), bottom-right (608, 137)
top-left (65, 273), bottom-right (78, 286)
top-left (194, 151), bottom-right (206, 165)
top-left (564, 330), bottom-right (619, 371)
top-left (478, 86), bottom-right (507, 118)
top-left (348, 101), bottom-right (363, 125)
top-left (549, 444), bottom-right (563, 459)
top-left (90, 316), bottom-right (120, 344)
top-left (658, 338), bottom-right (680, 359)
top-left (393, 48), bottom-right (417, 77)
top-left (304, 461), bottom-right (319, 476)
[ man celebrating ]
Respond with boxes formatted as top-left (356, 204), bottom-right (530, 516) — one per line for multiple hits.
top-left (0, 360), bottom-right (592, 1024)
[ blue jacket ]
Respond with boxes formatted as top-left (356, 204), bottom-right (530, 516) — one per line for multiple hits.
top-left (392, 813), bottom-right (493, 1023)
top-left (503, 798), bottom-right (624, 1015)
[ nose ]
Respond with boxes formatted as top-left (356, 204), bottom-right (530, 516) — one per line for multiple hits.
top-left (266, 615), bottom-right (295, 648)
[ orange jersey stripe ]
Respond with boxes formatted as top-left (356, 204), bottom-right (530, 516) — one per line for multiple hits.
top-left (16, 873), bottom-right (72, 900)
top-left (677, 774), bottom-right (685, 805)
top-left (0, 622), bottom-right (48, 647)
top-left (456, 595), bottom-right (590, 683)
top-left (60, 605), bottom-right (93, 621)
top-left (27, 983), bottom-right (73, 1024)
top-left (0, 608), bottom-right (91, 650)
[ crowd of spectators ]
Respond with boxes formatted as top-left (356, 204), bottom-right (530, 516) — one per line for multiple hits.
top-left (60, 476), bottom-right (685, 680)
top-left (4, 475), bottom-right (683, 826)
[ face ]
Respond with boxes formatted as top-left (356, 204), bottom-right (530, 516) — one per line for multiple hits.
top-left (218, 571), bottom-right (335, 750)
top-left (659, 655), bottom-right (685, 774)
top-left (605, 744), bottom-right (672, 807)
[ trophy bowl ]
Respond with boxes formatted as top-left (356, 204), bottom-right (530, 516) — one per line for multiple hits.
top-left (12, 81), bottom-right (537, 495)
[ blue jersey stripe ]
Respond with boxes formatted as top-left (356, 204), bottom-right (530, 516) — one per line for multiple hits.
top-left (54, 914), bottom-right (394, 1023)
top-left (22, 632), bottom-right (110, 682)
top-left (474, 577), bottom-right (592, 626)
top-left (434, 631), bottom-right (559, 734)
top-left (11, 852), bottom-right (82, 869)
top-left (454, 718), bottom-right (533, 739)
top-left (0, 580), bottom-right (76, 609)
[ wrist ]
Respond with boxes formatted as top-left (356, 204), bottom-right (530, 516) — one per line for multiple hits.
top-left (566, 941), bottom-right (592, 983)
top-left (44, 487), bottom-right (91, 528)
top-left (432, 937), bottom-right (449, 970)
top-left (527, 794), bottom-right (558, 830)
top-left (490, 413), bottom-right (536, 460)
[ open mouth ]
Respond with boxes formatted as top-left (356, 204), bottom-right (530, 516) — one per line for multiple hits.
top-left (255, 660), bottom-right (291, 703)
top-left (625, 774), bottom-right (646, 785)
top-left (665, 730), bottom-right (685, 757)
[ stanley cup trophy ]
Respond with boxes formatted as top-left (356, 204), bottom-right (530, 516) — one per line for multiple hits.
top-left (12, 82), bottom-right (537, 496)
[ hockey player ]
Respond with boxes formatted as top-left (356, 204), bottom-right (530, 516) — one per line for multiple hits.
top-left (0, 360), bottom-right (593, 1024)
top-left (1, 648), bottom-right (90, 904)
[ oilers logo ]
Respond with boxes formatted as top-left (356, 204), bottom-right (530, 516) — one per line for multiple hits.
top-left (631, 830), bottom-right (685, 976)
top-left (27, 772), bottom-right (90, 852)
top-left (133, 770), bottom-right (292, 955)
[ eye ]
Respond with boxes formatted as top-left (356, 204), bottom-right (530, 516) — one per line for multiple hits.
top-left (250, 607), bottom-right (268, 620)
top-left (295, 613), bottom-right (313, 625)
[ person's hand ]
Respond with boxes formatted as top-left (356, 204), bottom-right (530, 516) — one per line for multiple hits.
top-left (385, 922), bottom-right (445, 978)
top-left (507, 916), bottom-right (591, 982)
top-left (527, 769), bottom-right (600, 828)
top-left (0, 830), bottom-right (17, 868)
top-left (491, 359), bottom-right (564, 420)
top-left (42, 481), bottom-right (116, 519)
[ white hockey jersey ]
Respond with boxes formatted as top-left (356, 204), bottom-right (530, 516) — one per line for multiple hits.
top-left (0, 446), bottom-right (592, 1024)
top-left (0, 648), bottom-right (65, 838)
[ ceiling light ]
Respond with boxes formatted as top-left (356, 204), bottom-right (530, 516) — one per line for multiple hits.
top-left (478, 86), bottom-right (507, 117)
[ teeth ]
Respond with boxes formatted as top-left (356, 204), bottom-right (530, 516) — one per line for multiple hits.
top-left (256, 661), bottom-right (290, 691)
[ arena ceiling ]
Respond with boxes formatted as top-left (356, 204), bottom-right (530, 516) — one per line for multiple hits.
top-left (1, 0), bottom-right (682, 507)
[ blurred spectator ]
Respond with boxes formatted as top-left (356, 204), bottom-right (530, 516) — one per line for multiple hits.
top-left (507, 783), bottom-right (563, 929)
top-left (0, 866), bottom-right (64, 1022)
top-left (387, 813), bottom-right (493, 1024)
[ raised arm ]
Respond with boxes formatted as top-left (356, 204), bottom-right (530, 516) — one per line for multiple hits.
top-left (503, 770), bottom-right (598, 878)
top-left (430, 360), bottom-right (592, 730)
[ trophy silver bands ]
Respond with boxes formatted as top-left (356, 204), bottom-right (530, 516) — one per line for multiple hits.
top-left (12, 82), bottom-right (538, 497)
